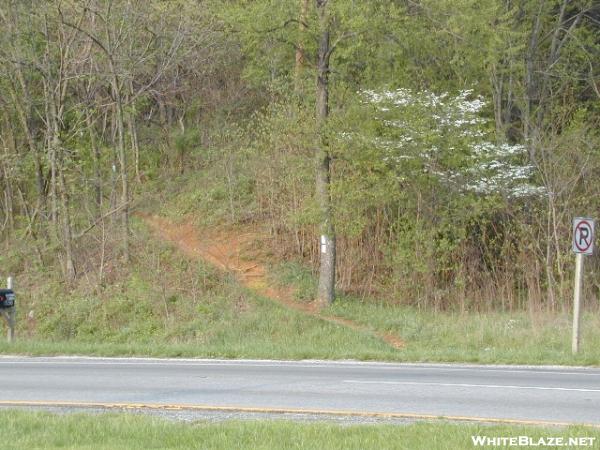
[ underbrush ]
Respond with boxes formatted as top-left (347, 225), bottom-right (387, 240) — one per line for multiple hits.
top-left (3, 171), bottom-right (600, 365)
top-left (2, 211), bottom-right (600, 365)
top-left (0, 218), bottom-right (394, 360)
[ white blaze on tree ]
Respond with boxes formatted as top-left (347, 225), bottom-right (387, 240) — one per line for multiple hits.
top-left (315, 0), bottom-right (336, 306)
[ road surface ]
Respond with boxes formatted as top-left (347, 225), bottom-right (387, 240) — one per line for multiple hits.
top-left (0, 357), bottom-right (599, 425)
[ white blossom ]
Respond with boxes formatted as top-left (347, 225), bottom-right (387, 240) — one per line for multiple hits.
top-left (358, 88), bottom-right (545, 198)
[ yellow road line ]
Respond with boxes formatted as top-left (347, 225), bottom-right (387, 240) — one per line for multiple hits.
top-left (0, 400), bottom-right (598, 428)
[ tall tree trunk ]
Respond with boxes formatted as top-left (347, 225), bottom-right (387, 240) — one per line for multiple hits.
top-left (315, 0), bottom-right (335, 306)
top-left (524, 0), bottom-right (544, 151)
top-left (2, 7), bottom-right (47, 213)
top-left (294, 0), bottom-right (310, 95)
top-left (59, 164), bottom-right (76, 281)
top-left (126, 80), bottom-right (141, 182)
top-left (1, 163), bottom-right (14, 235)
top-left (111, 69), bottom-right (130, 262)
top-left (7, 83), bottom-right (46, 213)
top-left (1, 114), bottom-right (16, 234)
top-left (86, 110), bottom-right (103, 210)
top-left (47, 75), bottom-right (76, 281)
top-left (48, 103), bottom-right (59, 232)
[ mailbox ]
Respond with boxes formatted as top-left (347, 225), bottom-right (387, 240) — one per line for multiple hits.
top-left (0, 289), bottom-right (15, 308)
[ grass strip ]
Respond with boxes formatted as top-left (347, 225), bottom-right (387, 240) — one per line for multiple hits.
top-left (1, 410), bottom-right (599, 450)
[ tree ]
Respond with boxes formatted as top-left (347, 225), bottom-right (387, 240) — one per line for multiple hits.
top-left (314, 0), bottom-right (335, 305)
top-left (294, 0), bottom-right (310, 94)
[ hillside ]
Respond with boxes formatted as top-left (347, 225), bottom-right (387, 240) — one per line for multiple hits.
top-left (0, 175), bottom-right (599, 364)
top-left (1, 1), bottom-right (600, 364)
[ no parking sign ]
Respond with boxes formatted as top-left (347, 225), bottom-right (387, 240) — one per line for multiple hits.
top-left (572, 218), bottom-right (594, 255)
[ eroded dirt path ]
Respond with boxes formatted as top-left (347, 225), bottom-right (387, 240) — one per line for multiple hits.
top-left (139, 213), bottom-right (403, 349)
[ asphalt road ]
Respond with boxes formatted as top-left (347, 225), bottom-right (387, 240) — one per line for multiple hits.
top-left (0, 357), bottom-right (599, 425)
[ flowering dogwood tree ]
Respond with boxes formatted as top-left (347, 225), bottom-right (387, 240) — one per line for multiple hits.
top-left (359, 88), bottom-right (544, 198)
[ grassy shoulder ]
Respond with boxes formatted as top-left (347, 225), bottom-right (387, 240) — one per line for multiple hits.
top-left (327, 298), bottom-right (600, 365)
top-left (269, 262), bottom-right (600, 366)
top-left (1, 410), bottom-right (599, 450)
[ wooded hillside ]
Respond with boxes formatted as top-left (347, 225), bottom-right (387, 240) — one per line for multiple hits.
top-left (1, 0), bottom-right (599, 311)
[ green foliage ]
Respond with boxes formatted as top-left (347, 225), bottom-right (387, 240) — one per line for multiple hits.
top-left (2, 0), bottom-right (600, 323)
top-left (212, 0), bottom-right (300, 89)
top-left (270, 261), bottom-right (316, 302)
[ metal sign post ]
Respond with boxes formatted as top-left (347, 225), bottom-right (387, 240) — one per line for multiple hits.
top-left (572, 253), bottom-right (584, 354)
top-left (572, 218), bottom-right (594, 354)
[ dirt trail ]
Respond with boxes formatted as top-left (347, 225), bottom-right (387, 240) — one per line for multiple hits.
top-left (139, 213), bottom-right (403, 349)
